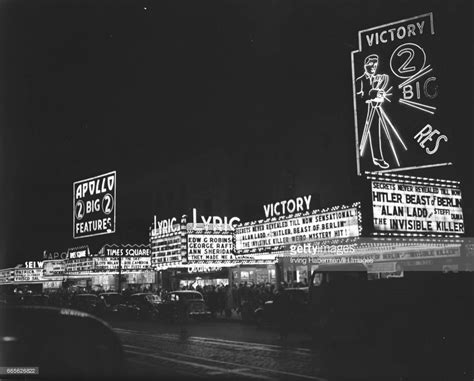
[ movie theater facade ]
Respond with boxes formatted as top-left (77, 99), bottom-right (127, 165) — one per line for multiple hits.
top-left (0, 172), bottom-right (470, 292)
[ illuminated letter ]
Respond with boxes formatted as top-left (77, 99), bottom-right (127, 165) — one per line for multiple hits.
top-left (107, 175), bottom-right (115, 191)
top-left (426, 135), bottom-right (448, 155)
top-left (407, 24), bottom-right (416, 37)
top-left (76, 185), bottom-right (82, 199)
top-left (388, 28), bottom-right (396, 41)
top-left (421, 129), bottom-right (440, 148)
top-left (416, 21), bottom-right (425, 35)
top-left (423, 77), bottom-right (438, 99)
top-left (296, 197), bottom-right (303, 212)
top-left (287, 199), bottom-right (296, 213)
top-left (303, 195), bottom-right (312, 210)
top-left (365, 34), bottom-right (374, 47)
top-left (87, 181), bottom-right (95, 195)
top-left (274, 202), bottom-right (281, 216)
top-left (379, 30), bottom-right (387, 43)
top-left (192, 208), bottom-right (198, 228)
top-left (396, 26), bottom-right (406, 39)
top-left (414, 125), bottom-right (433, 146)
top-left (229, 217), bottom-right (241, 226)
top-left (263, 204), bottom-right (272, 218)
top-left (82, 183), bottom-right (88, 198)
top-left (402, 85), bottom-right (414, 100)
top-left (280, 200), bottom-right (287, 214)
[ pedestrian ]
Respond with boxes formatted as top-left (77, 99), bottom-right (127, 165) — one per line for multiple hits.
top-left (224, 285), bottom-right (233, 319)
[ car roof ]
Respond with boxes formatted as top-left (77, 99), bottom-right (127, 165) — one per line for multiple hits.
top-left (76, 294), bottom-right (98, 297)
top-left (284, 287), bottom-right (309, 292)
top-left (130, 293), bottom-right (156, 297)
top-left (171, 291), bottom-right (203, 295)
top-left (99, 293), bottom-right (121, 296)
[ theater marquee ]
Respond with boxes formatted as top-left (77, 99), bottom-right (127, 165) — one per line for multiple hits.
top-left (235, 203), bottom-right (362, 253)
top-left (352, 13), bottom-right (452, 175)
top-left (368, 173), bottom-right (464, 236)
top-left (187, 233), bottom-right (234, 261)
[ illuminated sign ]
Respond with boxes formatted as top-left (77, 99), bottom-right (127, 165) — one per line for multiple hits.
top-left (188, 266), bottom-right (223, 273)
top-left (151, 234), bottom-right (182, 269)
top-left (73, 171), bottom-right (116, 239)
top-left (14, 268), bottom-right (43, 282)
top-left (43, 260), bottom-right (66, 276)
top-left (264, 195), bottom-right (312, 218)
top-left (235, 204), bottom-right (361, 253)
top-left (98, 244), bottom-right (150, 257)
top-left (152, 215), bottom-right (180, 235)
top-left (192, 208), bottom-right (240, 231)
top-left (92, 257), bottom-right (151, 271)
top-left (352, 13), bottom-right (451, 175)
top-left (369, 174), bottom-right (464, 236)
top-left (43, 250), bottom-right (69, 260)
top-left (24, 261), bottom-right (43, 269)
top-left (65, 258), bottom-right (94, 274)
top-left (0, 268), bottom-right (14, 284)
top-left (150, 216), bottom-right (183, 269)
top-left (67, 246), bottom-right (89, 259)
top-left (187, 233), bottom-right (234, 261)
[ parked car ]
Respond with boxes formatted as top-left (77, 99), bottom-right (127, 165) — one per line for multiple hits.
top-left (97, 292), bottom-right (123, 318)
top-left (69, 294), bottom-right (100, 315)
top-left (118, 293), bottom-right (161, 320)
top-left (0, 304), bottom-right (125, 379)
top-left (159, 291), bottom-right (210, 322)
top-left (254, 287), bottom-right (309, 330)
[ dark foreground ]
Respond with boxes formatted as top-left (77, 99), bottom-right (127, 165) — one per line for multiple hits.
top-left (113, 319), bottom-right (324, 381)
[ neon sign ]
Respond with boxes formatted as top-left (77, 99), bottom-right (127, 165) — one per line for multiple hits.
top-left (352, 13), bottom-right (452, 175)
top-left (368, 173), bottom-right (464, 236)
top-left (73, 171), bottom-right (116, 238)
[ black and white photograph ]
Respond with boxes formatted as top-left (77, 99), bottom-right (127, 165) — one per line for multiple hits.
top-left (0, 0), bottom-right (472, 380)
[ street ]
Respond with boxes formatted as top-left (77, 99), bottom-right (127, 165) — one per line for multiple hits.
top-left (111, 319), bottom-right (325, 380)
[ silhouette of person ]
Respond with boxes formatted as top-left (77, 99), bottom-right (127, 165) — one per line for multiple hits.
top-left (357, 54), bottom-right (405, 170)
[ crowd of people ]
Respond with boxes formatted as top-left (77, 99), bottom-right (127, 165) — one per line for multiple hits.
top-left (5, 280), bottom-right (309, 321)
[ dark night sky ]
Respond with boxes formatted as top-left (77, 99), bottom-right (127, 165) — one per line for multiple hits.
top-left (0, 0), bottom-right (472, 267)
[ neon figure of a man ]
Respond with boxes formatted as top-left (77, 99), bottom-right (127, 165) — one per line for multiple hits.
top-left (356, 54), bottom-right (406, 169)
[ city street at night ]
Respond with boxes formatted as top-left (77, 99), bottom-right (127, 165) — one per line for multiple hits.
top-left (112, 320), bottom-right (323, 381)
top-left (0, 0), bottom-right (472, 380)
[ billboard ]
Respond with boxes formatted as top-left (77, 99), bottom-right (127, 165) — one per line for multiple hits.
top-left (369, 173), bottom-right (464, 236)
top-left (92, 257), bottom-right (151, 271)
top-left (235, 203), bottom-right (362, 253)
top-left (0, 268), bottom-right (14, 284)
top-left (150, 216), bottom-right (183, 269)
top-left (14, 268), bottom-right (43, 282)
top-left (352, 13), bottom-right (451, 175)
top-left (187, 233), bottom-right (234, 262)
top-left (43, 260), bottom-right (66, 276)
top-left (73, 171), bottom-right (116, 239)
top-left (97, 244), bottom-right (150, 257)
top-left (65, 258), bottom-right (94, 274)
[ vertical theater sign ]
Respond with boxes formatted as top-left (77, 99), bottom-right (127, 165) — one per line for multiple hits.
top-left (352, 13), bottom-right (451, 175)
top-left (73, 171), bottom-right (116, 239)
